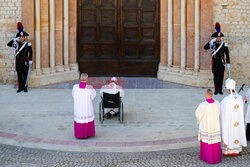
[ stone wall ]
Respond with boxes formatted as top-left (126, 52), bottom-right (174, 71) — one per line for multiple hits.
top-left (0, 0), bottom-right (22, 84)
top-left (0, 0), bottom-right (79, 87)
top-left (0, 0), bottom-right (249, 87)
top-left (213, 0), bottom-right (250, 86)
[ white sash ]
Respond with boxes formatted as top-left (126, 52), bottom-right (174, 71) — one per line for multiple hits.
top-left (15, 41), bottom-right (27, 57)
top-left (212, 42), bottom-right (223, 56)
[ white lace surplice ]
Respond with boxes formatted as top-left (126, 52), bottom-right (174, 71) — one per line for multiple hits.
top-left (72, 84), bottom-right (96, 124)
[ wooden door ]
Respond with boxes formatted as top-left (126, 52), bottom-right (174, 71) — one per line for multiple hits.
top-left (119, 0), bottom-right (160, 75)
top-left (77, 0), bottom-right (119, 75)
top-left (77, 0), bottom-right (160, 76)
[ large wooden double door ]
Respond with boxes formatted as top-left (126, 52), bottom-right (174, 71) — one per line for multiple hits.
top-left (77, 0), bottom-right (160, 76)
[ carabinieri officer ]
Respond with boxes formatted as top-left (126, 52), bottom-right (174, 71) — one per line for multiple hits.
top-left (7, 22), bottom-right (32, 93)
top-left (204, 22), bottom-right (230, 95)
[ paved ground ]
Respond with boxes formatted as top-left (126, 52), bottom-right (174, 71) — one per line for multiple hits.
top-left (0, 78), bottom-right (249, 166)
top-left (0, 78), bottom-right (225, 152)
top-left (0, 143), bottom-right (249, 167)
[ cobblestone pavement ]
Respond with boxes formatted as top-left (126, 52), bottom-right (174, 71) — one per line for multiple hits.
top-left (0, 144), bottom-right (249, 167)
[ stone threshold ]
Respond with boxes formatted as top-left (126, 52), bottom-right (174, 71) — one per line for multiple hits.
top-left (28, 69), bottom-right (79, 87)
top-left (157, 66), bottom-right (214, 87)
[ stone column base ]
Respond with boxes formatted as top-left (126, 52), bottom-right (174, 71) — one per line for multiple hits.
top-left (29, 69), bottom-right (79, 87)
top-left (157, 66), bottom-right (214, 87)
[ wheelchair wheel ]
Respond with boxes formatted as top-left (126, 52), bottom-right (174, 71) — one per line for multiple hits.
top-left (120, 102), bottom-right (124, 123)
top-left (99, 102), bottom-right (104, 124)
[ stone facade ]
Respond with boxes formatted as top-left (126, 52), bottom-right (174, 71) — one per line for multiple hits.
top-left (158, 0), bottom-right (215, 87)
top-left (23, 0), bottom-right (79, 87)
top-left (0, 0), bottom-right (22, 84)
top-left (0, 0), bottom-right (79, 87)
top-left (158, 0), bottom-right (250, 87)
top-left (0, 0), bottom-right (249, 87)
top-left (213, 0), bottom-right (250, 86)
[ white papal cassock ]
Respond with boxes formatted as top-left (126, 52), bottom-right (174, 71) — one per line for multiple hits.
top-left (100, 80), bottom-right (125, 114)
top-left (220, 79), bottom-right (247, 155)
top-left (100, 82), bottom-right (125, 98)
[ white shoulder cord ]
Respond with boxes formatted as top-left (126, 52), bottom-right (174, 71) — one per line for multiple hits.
top-left (15, 41), bottom-right (27, 57)
top-left (212, 42), bottom-right (224, 56)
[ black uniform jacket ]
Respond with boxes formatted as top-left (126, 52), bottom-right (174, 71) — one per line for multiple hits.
top-left (7, 40), bottom-right (32, 71)
top-left (204, 41), bottom-right (230, 64)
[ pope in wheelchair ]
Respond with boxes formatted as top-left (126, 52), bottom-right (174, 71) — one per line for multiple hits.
top-left (99, 77), bottom-right (125, 123)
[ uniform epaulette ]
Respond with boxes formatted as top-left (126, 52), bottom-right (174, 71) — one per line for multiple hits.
top-left (28, 42), bottom-right (31, 46)
top-left (224, 43), bottom-right (228, 47)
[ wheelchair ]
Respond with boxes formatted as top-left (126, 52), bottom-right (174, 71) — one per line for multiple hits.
top-left (99, 92), bottom-right (124, 123)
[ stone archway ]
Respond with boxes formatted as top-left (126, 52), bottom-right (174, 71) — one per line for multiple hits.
top-left (22, 0), bottom-right (214, 87)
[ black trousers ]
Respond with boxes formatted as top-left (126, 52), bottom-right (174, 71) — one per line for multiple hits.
top-left (247, 123), bottom-right (250, 141)
top-left (17, 66), bottom-right (29, 89)
top-left (212, 59), bottom-right (225, 92)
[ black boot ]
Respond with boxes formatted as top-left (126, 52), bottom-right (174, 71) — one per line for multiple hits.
top-left (246, 123), bottom-right (250, 141)
top-left (214, 90), bottom-right (219, 95)
top-left (219, 91), bottom-right (223, 95)
top-left (24, 88), bottom-right (28, 92)
top-left (17, 89), bottom-right (22, 93)
top-left (107, 113), bottom-right (111, 119)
